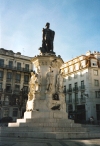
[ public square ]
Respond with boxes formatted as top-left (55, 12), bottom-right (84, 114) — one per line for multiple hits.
top-left (0, 137), bottom-right (100, 146)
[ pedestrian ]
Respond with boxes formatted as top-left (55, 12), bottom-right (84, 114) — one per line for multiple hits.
top-left (90, 116), bottom-right (94, 125)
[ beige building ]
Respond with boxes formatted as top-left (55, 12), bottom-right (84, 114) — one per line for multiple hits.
top-left (61, 51), bottom-right (100, 124)
top-left (0, 48), bottom-right (33, 121)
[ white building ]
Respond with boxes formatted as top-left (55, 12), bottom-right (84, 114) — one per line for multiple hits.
top-left (0, 48), bottom-right (33, 121)
top-left (61, 51), bottom-right (100, 124)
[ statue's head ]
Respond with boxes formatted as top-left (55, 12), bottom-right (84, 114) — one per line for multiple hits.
top-left (45, 22), bottom-right (50, 28)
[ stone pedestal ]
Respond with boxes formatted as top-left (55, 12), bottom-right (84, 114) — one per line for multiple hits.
top-left (25, 53), bottom-right (66, 114)
top-left (6, 54), bottom-right (100, 139)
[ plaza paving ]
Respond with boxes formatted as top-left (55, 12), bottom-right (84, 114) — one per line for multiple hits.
top-left (0, 137), bottom-right (100, 146)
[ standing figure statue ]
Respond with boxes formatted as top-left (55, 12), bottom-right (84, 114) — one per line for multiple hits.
top-left (35, 68), bottom-right (42, 92)
top-left (29, 71), bottom-right (36, 95)
top-left (46, 67), bottom-right (54, 92)
top-left (42, 22), bottom-right (55, 53)
top-left (56, 70), bottom-right (64, 93)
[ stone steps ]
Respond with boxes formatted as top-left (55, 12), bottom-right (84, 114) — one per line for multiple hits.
top-left (9, 122), bottom-right (82, 128)
top-left (1, 123), bottom-right (100, 139)
top-left (0, 130), bottom-right (100, 139)
top-left (0, 127), bottom-right (87, 132)
top-left (1, 117), bottom-right (100, 139)
top-left (16, 118), bottom-right (73, 123)
top-left (82, 125), bottom-right (100, 132)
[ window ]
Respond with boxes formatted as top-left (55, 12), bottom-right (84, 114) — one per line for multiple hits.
top-left (68, 76), bottom-right (72, 81)
top-left (81, 80), bottom-right (85, 89)
top-left (74, 64), bottom-right (79, 70)
top-left (80, 71), bottom-right (84, 77)
top-left (69, 66), bottom-right (73, 72)
top-left (9, 61), bottom-right (13, 68)
top-left (24, 75), bottom-right (29, 84)
top-left (64, 68), bottom-right (68, 74)
top-left (96, 104), bottom-right (100, 120)
top-left (25, 64), bottom-right (29, 71)
top-left (68, 94), bottom-right (72, 102)
top-left (92, 62), bottom-right (97, 66)
top-left (81, 92), bottom-right (84, 99)
top-left (6, 84), bottom-right (12, 92)
top-left (75, 93), bottom-right (78, 102)
top-left (94, 70), bottom-right (98, 75)
top-left (0, 71), bottom-right (3, 81)
top-left (13, 108), bottom-right (18, 117)
top-left (3, 108), bottom-right (9, 117)
top-left (0, 83), bottom-right (2, 91)
top-left (15, 85), bottom-right (20, 91)
top-left (75, 82), bottom-right (78, 88)
top-left (95, 91), bottom-right (100, 98)
top-left (74, 73), bottom-right (77, 79)
top-left (23, 86), bottom-right (28, 94)
top-left (81, 60), bottom-right (86, 68)
top-left (0, 59), bottom-right (4, 67)
top-left (16, 73), bottom-right (21, 83)
top-left (94, 80), bottom-right (99, 86)
top-left (17, 62), bottom-right (21, 70)
top-left (7, 72), bottom-right (12, 81)
top-left (69, 84), bottom-right (72, 89)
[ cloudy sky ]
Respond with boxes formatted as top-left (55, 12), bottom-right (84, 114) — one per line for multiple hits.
top-left (0, 0), bottom-right (100, 62)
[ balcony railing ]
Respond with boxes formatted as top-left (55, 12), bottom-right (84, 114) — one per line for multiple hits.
top-left (79, 85), bottom-right (85, 90)
top-left (73, 87), bottom-right (78, 92)
top-left (6, 65), bottom-right (13, 69)
top-left (23, 68), bottom-right (29, 72)
top-left (23, 90), bottom-right (28, 94)
top-left (24, 81), bottom-right (29, 84)
top-left (0, 64), bottom-right (4, 68)
top-left (4, 89), bottom-right (12, 93)
top-left (0, 101), bottom-right (9, 106)
top-left (67, 100), bottom-right (72, 104)
top-left (13, 90), bottom-right (20, 95)
top-left (67, 88), bottom-right (72, 93)
top-left (15, 80), bottom-right (20, 83)
top-left (0, 64), bottom-right (31, 73)
top-left (72, 99), bottom-right (79, 104)
top-left (6, 78), bottom-right (12, 82)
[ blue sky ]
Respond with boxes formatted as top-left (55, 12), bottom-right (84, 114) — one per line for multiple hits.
top-left (0, 0), bottom-right (100, 62)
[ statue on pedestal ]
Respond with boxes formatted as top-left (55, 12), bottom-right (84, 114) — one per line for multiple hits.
top-left (46, 67), bottom-right (54, 92)
top-left (26, 93), bottom-right (35, 111)
top-left (29, 71), bottom-right (36, 94)
top-left (35, 68), bottom-right (42, 92)
top-left (39, 23), bottom-right (55, 53)
top-left (56, 70), bottom-right (64, 93)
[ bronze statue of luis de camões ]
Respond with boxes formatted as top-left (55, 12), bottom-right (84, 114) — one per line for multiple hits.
top-left (39, 23), bottom-right (55, 54)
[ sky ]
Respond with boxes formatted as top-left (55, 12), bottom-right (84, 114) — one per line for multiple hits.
top-left (0, 0), bottom-right (100, 62)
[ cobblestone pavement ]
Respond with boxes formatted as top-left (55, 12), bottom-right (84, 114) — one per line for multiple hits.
top-left (0, 137), bottom-right (100, 146)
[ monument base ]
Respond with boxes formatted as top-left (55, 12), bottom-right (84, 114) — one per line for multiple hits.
top-left (24, 111), bottom-right (68, 119)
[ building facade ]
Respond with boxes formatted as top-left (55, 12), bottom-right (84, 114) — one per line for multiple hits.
top-left (61, 51), bottom-right (100, 123)
top-left (0, 48), bottom-right (33, 121)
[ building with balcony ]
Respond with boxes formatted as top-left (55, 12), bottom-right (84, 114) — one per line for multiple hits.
top-left (0, 48), bottom-right (33, 121)
top-left (61, 51), bottom-right (100, 123)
